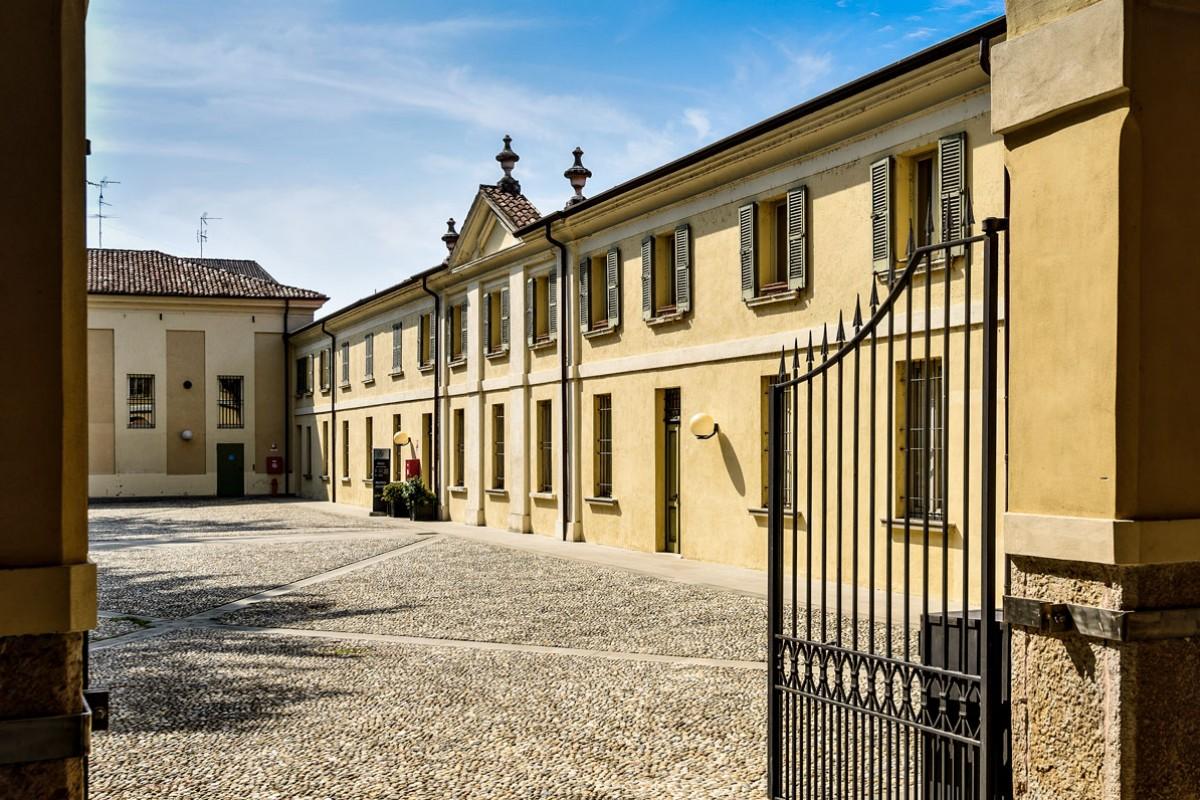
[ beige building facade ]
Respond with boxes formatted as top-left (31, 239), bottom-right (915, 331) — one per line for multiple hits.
top-left (87, 249), bottom-right (326, 498)
top-left (291, 18), bottom-right (1008, 586)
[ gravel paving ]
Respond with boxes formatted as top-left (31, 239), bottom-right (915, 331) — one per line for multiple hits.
top-left (97, 536), bottom-right (419, 618)
top-left (89, 629), bottom-right (765, 800)
top-left (93, 615), bottom-right (155, 641)
top-left (220, 536), bottom-right (770, 661)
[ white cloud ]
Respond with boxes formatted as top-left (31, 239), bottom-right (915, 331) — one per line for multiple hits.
top-left (682, 109), bottom-right (712, 140)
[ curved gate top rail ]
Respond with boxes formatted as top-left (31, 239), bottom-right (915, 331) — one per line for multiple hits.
top-left (766, 216), bottom-right (1009, 800)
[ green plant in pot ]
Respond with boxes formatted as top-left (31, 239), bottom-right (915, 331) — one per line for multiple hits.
top-left (380, 482), bottom-right (408, 518)
top-left (405, 476), bottom-right (437, 521)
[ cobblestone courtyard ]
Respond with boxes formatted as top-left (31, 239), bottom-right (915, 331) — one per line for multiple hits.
top-left (88, 500), bottom-right (767, 799)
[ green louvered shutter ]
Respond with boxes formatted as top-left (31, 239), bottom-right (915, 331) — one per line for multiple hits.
top-left (525, 278), bottom-right (535, 346)
top-left (641, 236), bottom-right (654, 320)
top-left (673, 224), bottom-right (691, 313)
top-left (547, 269), bottom-right (557, 340)
top-left (870, 157), bottom-right (893, 273)
top-left (307, 354), bottom-right (314, 394)
top-left (938, 132), bottom-right (967, 256)
top-left (606, 247), bottom-right (621, 328)
top-left (739, 203), bottom-right (756, 301)
top-left (786, 186), bottom-right (808, 291)
top-left (482, 293), bottom-right (491, 353)
top-left (500, 287), bottom-right (510, 348)
top-left (578, 258), bottom-right (590, 332)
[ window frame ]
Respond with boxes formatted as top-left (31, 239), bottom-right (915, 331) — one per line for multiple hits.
top-left (536, 400), bottom-right (553, 493)
top-left (216, 375), bottom-right (244, 429)
top-left (341, 419), bottom-right (350, 479)
top-left (453, 408), bottom-right (465, 487)
top-left (126, 374), bottom-right (155, 429)
top-left (340, 341), bottom-right (350, 386)
top-left (363, 333), bottom-right (374, 382)
top-left (492, 404), bottom-right (505, 490)
top-left (391, 322), bottom-right (403, 374)
top-left (899, 357), bottom-right (945, 520)
top-left (594, 394), bottom-right (613, 498)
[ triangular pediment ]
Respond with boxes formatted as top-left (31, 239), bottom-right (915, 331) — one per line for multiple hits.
top-left (447, 184), bottom-right (540, 268)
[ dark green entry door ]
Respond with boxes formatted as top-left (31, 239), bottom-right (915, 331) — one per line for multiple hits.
top-left (216, 443), bottom-right (244, 497)
top-left (663, 388), bottom-right (681, 554)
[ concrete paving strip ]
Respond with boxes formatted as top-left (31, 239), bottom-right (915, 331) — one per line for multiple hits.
top-left (90, 536), bottom-right (441, 651)
top-left (209, 624), bottom-right (769, 670)
top-left (90, 529), bottom-right (416, 551)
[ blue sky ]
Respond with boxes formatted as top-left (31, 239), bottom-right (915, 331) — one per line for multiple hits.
top-left (86, 0), bottom-right (1001, 310)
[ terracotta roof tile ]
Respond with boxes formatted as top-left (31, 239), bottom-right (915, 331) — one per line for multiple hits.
top-left (478, 185), bottom-right (541, 229)
top-left (87, 249), bottom-right (326, 301)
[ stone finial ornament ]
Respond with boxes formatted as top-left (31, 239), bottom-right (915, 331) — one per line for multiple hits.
top-left (441, 218), bottom-right (459, 254)
top-left (495, 135), bottom-right (521, 194)
top-left (563, 147), bottom-right (592, 208)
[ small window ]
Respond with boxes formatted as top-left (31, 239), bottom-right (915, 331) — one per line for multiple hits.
top-left (419, 313), bottom-right (433, 367)
top-left (453, 408), bottom-right (465, 487)
top-left (421, 413), bottom-right (433, 487)
top-left (758, 201), bottom-right (789, 294)
top-left (492, 404), bottom-right (505, 490)
top-left (391, 323), bottom-right (403, 373)
top-left (392, 414), bottom-right (403, 480)
top-left (594, 394), bottom-right (612, 498)
top-left (914, 154), bottom-right (935, 249)
top-left (534, 277), bottom-right (551, 342)
top-left (321, 420), bottom-right (330, 476)
top-left (127, 374), bottom-right (155, 429)
top-left (899, 358), bottom-right (944, 519)
top-left (654, 235), bottom-right (677, 314)
top-left (484, 289), bottom-right (509, 354)
top-left (340, 342), bottom-right (350, 385)
top-left (319, 349), bottom-right (331, 391)
top-left (450, 302), bottom-right (466, 362)
top-left (217, 376), bottom-right (244, 429)
top-left (341, 419), bottom-right (350, 479)
top-left (364, 333), bottom-right (374, 381)
top-left (305, 425), bottom-right (313, 478)
top-left (537, 400), bottom-right (553, 493)
top-left (761, 376), bottom-right (794, 509)
top-left (364, 417), bottom-right (374, 478)
top-left (527, 270), bottom-right (557, 346)
top-left (295, 357), bottom-right (308, 396)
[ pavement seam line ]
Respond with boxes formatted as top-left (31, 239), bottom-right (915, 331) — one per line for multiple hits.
top-left (90, 529), bottom-right (410, 551)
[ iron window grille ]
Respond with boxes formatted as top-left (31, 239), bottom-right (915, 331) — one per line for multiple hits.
top-left (341, 420), bottom-right (349, 479)
top-left (453, 409), bottom-right (465, 486)
top-left (764, 376), bottom-right (794, 509)
top-left (364, 333), bottom-right (374, 380)
top-left (217, 376), bottom-right (244, 429)
top-left (127, 374), bottom-right (155, 429)
top-left (392, 323), bottom-right (402, 372)
top-left (595, 394), bottom-right (613, 497)
top-left (492, 404), bottom-right (505, 490)
top-left (904, 358), bottom-right (944, 519)
top-left (537, 400), bottom-right (553, 493)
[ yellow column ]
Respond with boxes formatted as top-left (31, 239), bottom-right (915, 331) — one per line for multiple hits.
top-left (995, 0), bottom-right (1200, 796)
top-left (0, 2), bottom-right (96, 797)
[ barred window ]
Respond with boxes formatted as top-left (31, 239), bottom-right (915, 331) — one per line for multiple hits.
top-left (364, 333), bottom-right (374, 380)
top-left (761, 376), bottom-right (794, 509)
top-left (392, 323), bottom-right (402, 373)
top-left (341, 419), bottom-right (349, 479)
top-left (453, 408), bottom-right (465, 487)
top-left (903, 358), bottom-right (944, 519)
top-left (217, 376), bottom-right (244, 428)
top-left (492, 404), bottom-right (505, 490)
top-left (127, 374), bottom-right (155, 429)
top-left (594, 394), bottom-right (612, 498)
top-left (537, 400), bottom-right (553, 493)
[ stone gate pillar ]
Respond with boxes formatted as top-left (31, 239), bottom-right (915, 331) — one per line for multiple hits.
top-left (993, 0), bottom-right (1200, 796)
top-left (0, 2), bottom-right (95, 798)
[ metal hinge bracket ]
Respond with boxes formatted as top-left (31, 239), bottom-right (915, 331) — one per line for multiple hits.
top-left (1004, 595), bottom-right (1200, 642)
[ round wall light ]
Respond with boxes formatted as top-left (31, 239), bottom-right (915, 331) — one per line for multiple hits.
top-left (393, 431), bottom-right (411, 446)
top-left (180, 429), bottom-right (194, 441)
top-left (688, 412), bottom-right (719, 440)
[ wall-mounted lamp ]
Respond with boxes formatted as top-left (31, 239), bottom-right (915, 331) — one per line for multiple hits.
top-left (180, 429), bottom-right (194, 441)
top-left (392, 431), bottom-right (411, 447)
top-left (689, 412), bottom-right (719, 440)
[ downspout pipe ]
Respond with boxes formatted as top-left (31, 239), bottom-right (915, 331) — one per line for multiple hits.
top-left (321, 320), bottom-right (337, 503)
top-left (420, 274), bottom-right (442, 505)
top-left (541, 220), bottom-right (571, 542)
top-left (282, 298), bottom-right (291, 496)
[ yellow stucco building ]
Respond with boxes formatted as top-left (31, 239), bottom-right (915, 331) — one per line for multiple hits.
top-left (87, 249), bottom-right (326, 498)
top-left (290, 18), bottom-right (1008, 581)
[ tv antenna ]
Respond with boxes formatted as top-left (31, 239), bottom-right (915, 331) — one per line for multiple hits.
top-left (86, 176), bottom-right (120, 248)
top-left (196, 212), bottom-right (222, 258)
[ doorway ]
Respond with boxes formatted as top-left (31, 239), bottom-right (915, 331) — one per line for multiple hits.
top-left (661, 388), bottom-right (681, 554)
top-left (216, 443), bottom-right (244, 497)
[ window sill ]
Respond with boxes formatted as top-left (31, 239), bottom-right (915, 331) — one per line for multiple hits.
top-left (447, 357), bottom-right (467, 369)
top-left (389, 369), bottom-right (404, 378)
top-left (362, 377), bottom-right (375, 386)
top-left (338, 382), bottom-right (351, 390)
top-left (302, 473), bottom-right (313, 480)
top-left (362, 478), bottom-right (374, 485)
top-left (875, 254), bottom-right (952, 282)
top-left (530, 491), bottom-right (556, 502)
top-left (485, 488), bottom-right (508, 497)
top-left (448, 485), bottom-right (467, 495)
top-left (748, 506), bottom-right (800, 518)
top-left (340, 476), bottom-right (351, 484)
top-left (320, 475), bottom-right (330, 483)
top-left (746, 289), bottom-right (800, 308)
top-left (585, 496), bottom-right (617, 506)
top-left (530, 338), bottom-right (557, 353)
top-left (646, 310), bottom-right (686, 327)
top-left (582, 325), bottom-right (617, 339)
top-left (485, 347), bottom-right (510, 361)
top-left (320, 387), bottom-right (331, 395)
top-left (418, 362), bottom-right (435, 373)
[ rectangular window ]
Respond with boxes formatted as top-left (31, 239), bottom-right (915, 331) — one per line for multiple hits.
top-left (364, 417), bottom-right (373, 478)
top-left (755, 200), bottom-right (788, 294)
top-left (341, 419), bottom-right (350, 479)
top-left (421, 413), bottom-right (433, 487)
top-left (392, 414), bottom-right (403, 480)
top-left (492, 404), bottom-right (505, 490)
top-left (915, 154), bottom-right (935, 249)
top-left (295, 357), bottom-right (308, 396)
top-left (453, 408), bottom-right (465, 487)
top-left (319, 349), bottom-right (331, 391)
top-left (901, 359), bottom-right (944, 519)
top-left (594, 394), bottom-right (612, 498)
top-left (127, 374), bottom-right (155, 429)
top-left (340, 342), bottom-right (350, 385)
top-left (321, 420), bottom-right (330, 476)
top-left (391, 323), bottom-right (402, 373)
top-left (419, 313), bottom-right (434, 367)
top-left (217, 375), bottom-right (244, 429)
top-left (537, 400), bottom-right (553, 493)
top-left (654, 235), bottom-right (677, 313)
top-left (527, 271), bottom-right (557, 345)
top-left (364, 333), bottom-right (374, 381)
top-left (305, 425), bottom-right (313, 478)
top-left (449, 301), bottom-right (467, 362)
top-left (761, 376), bottom-right (794, 509)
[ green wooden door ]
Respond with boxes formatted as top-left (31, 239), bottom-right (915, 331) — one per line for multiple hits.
top-left (216, 443), bottom-right (244, 497)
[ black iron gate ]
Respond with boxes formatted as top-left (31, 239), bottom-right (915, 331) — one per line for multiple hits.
top-left (766, 217), bottom-right (1008, 798)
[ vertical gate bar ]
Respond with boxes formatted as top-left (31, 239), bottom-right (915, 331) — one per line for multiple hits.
top-left (867, 291), bottom-right (877, 797)
top-left (805, 339), bottom-right (814, 800)
top-left (885, 282), bottom-right (896, 800)
top-left (791, 348), bottom-right (800, 800)
top-left (821, 333), bottom-right (829, 646)
top-left (942, 242), bottom-right (952, 678)
top-left (962, 239), bottom-right (973, 680)
top-left (853, 328), bottom-right (861, 799)
top-left (903, 277), bottom-right (913, 664)
top-left (979, 219), bottom-right (1002, 800)
top-left (923, 247), bottom-right (932, 675)
top-left (836, 342), bottom-right (844, 651)
top-left (769, 372), bottom-right (785, 800)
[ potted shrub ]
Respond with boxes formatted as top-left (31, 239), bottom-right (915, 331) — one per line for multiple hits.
top-left (381, 482), bottom-right (408, 518)
top-left (405, 476), bottom-right (437, 522)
